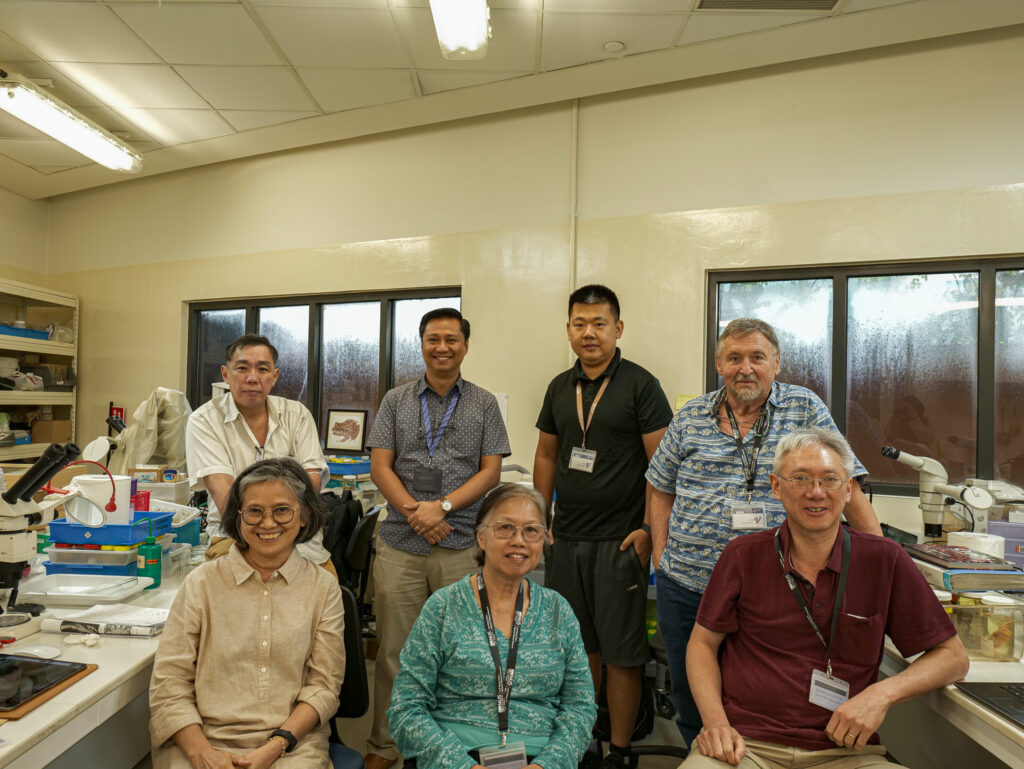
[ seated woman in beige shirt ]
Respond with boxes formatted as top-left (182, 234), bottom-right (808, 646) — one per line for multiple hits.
top-left (149, 458), bottom-right (345, 769)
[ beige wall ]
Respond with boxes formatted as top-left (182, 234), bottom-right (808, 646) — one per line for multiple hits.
top-left (0, 186), bottom-right (48, 282)
top-left (39, 28), bottom-right (1024, 480)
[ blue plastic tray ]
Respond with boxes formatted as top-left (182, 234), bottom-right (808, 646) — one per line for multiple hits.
top-left (327, 457), bottom-right (371, 475)
top-left (0, 324), bottom-right (47, 340)
top-left (49, 511), bottom-right (174, 546)
top-left (43, 561), bottom-right (138, 576)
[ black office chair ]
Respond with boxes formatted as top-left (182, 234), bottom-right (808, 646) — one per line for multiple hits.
top-left (342, 507), bottom-right (380, 636)
top-left (329, 584), bottom-right (370, 769)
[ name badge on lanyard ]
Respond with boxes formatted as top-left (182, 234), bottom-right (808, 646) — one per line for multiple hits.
top-left (730, 503), bottom-right (767, 530)
top-left (570, 376), bottom-right (610, 473)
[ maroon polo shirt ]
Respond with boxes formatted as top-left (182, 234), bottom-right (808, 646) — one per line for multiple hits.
top-left (696, 521), bottom-right (956, 751)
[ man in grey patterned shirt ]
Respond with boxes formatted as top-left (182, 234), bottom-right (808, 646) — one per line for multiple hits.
top-left (364, 307), bottom-right (511, 769)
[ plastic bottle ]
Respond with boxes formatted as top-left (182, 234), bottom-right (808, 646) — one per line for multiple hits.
top-left (137, 518), bottom-right (162, 589)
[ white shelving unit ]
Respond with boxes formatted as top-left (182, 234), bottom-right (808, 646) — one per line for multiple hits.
top-left (0, 278), bottom-right (78, 462)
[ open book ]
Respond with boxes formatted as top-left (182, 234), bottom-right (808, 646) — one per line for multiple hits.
top-left (40, 603), bottom-right (170, 637)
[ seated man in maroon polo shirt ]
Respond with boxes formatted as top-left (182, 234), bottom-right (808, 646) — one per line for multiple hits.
top-left (684, 426), bottom-right (969, 768)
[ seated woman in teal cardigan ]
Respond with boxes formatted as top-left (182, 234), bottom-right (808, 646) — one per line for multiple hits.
top-left (388, 484), bottom-right (596, 769)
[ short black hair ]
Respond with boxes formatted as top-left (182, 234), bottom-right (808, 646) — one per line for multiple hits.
top-left (225, 334), bottom-right (279, 366)
top-left (419, 307), bottom-right (470, 342)
top-left (568, 284), bottom-right (620, 321)
top-left (220, 458), bottom-right (326, 549)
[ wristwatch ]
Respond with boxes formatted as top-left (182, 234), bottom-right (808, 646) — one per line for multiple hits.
top-left (440, 497), bottom-right (453, 513)
top-left (270, 728), bottom-right (297, 753)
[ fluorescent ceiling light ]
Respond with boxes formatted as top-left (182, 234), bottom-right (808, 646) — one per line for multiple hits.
top-left (0, 69), bottom-right (142, 173)
top-left (428, 0), bottom-right (492, 60)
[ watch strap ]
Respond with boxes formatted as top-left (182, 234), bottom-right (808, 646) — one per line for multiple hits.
top-left (270, 728), bottom-right (297, 753)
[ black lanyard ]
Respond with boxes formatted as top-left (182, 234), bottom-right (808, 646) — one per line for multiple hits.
top-left (774, 526), bottom-right (850, 677)
top-left (476, 572), bottom-right (525, 745)
top-left (723, 398), bottom-right (773, 494)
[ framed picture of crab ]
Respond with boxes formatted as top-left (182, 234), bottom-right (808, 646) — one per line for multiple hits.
top-left (325, 409), bottom-right (368, 452)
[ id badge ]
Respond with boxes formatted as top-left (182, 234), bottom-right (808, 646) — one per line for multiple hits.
top-left (809, 669), bottom-right (850, 711)
top-left (412, 466), bottom-right (443, 495)
top-left (478, 741), bottom-right (528, 769)
top-left (730, 503), bottom-right (767, 530)
top-left (568, 446), bottom-right (597, 473)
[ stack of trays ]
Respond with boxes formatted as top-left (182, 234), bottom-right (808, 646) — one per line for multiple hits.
top-left (45, 512), bottom-right (175, 576)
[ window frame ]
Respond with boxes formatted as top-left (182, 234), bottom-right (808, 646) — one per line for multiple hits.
top-left (186, 286), bottom-right (461, 438)
top-left (706, 256), bottom-right (1024, 495)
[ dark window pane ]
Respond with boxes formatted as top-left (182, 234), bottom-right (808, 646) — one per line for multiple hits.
top-left (321, 302), bottom-right (381, 444)
top-left (195, 309), bottom-right (245, 406)
top-left (847, 273), bottom-right (978, 484)
top-left (995, 270), bottom-right (1024, 485)
top-left (258, 305), bottom-right (310, 404)
top-left (716, 279), bottom-right (832, 403)
top-left (392, 296), bottom-right (462, 388)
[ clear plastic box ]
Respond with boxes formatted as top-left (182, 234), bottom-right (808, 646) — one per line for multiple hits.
top-left (945, 592), bottom-right (1024, 662)
top-left (46, 545), bottom-right (137, 566)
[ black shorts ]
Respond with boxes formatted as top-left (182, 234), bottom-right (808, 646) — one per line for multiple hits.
top-left (544, 537), bottom-right (650, 667)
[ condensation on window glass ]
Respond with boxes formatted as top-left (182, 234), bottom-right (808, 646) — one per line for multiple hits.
top-left (392, 296), bottom-right (462, 388)
top-left (995, 270), bottom-right (1024, 486)
top-left (258, 306), bottom-right (310, 404)
top-left (196, 309), bottom-right (245, 406)
top-left (847, 273), bottom-right (978, 485)
top-left (321, 303), bottom-right (381, 441)
top-left (717, 279), bottom-right (832, 403)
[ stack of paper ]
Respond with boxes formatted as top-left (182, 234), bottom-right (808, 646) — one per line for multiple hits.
top-left (40, 604), bottom-right (170, 637)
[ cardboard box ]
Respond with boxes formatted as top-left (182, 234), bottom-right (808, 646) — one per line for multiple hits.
top-left (31, 419), bottom-right (72, 443)
top-left (130, 464), bottom-right (168, 483)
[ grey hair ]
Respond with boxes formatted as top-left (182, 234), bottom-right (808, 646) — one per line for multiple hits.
top-left (715, 318), bottom-right (780, 361)
top-left (772, 427), bottom-right (856, 479)
top-left (220, 458), bottom-right (326, 549)
top-left (473, 484), bottom-right (549, 567)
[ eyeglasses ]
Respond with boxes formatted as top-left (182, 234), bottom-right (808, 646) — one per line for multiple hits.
top-left (240, 505), bottom-right (298, 526)
top-left (777, 474), bottom-right (848, 491)
top-left (483, 521), bottom-right (547, 543)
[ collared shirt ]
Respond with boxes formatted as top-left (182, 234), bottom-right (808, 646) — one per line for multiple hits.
top-left (697, 521), bottom-right (955, 751)
top-left (149, 546), bottom-right (344, 762)
top-left (366, 375), bottom-right (511, 556)
top-left (186, 393), bottom-right (329, 562)
top-left (536, 350), bottom-right (672, 540)
top-left (646, 381), bottom-right (868, 593)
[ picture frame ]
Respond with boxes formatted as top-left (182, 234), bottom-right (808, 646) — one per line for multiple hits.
top-left (325, 409), bottom-right (368, 452)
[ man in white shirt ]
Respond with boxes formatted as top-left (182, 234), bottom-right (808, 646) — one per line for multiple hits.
top-left (186, 334), bottom-right (331, 569)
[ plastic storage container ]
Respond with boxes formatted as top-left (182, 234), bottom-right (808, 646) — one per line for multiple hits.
top-left (45, 546), bottom-right (137, 566)
top-left (48, 511), bottom-right (174, 546)
top-left (162, 543), bottom-right (191, 583)
top-left (946, 591), bottom-right (1024, 661)
top-left (172, 518), bottom-right (201, 546)
top-left (43, 561), bottom-right (138, 577)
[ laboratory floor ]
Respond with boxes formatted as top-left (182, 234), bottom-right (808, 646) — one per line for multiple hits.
top-left (132, 654), bottom-right (689, 769)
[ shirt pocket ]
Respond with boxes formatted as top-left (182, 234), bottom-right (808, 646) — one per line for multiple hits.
top-left (831, 612), bottom-right (885, 668)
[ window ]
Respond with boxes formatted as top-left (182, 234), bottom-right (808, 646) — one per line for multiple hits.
top-left (188, 289), bottom-right (461, 446)
top-left (708, 258), bottom-right (1024, 492)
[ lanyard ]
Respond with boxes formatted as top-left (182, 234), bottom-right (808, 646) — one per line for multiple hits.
top-left (774, 526), bottom-right (850, 677)
top-left (476, 572), bottom-right (525, 745)
top-left (421, 388), bottom-right (460, 461)
top-left (575, 376), bottom-right (611, 450)
top-left (723, 398), bottom-right (773, 494)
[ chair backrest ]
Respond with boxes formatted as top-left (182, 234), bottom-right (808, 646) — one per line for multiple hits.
top-left (336, 584), bottom-right (369, 720)
top-left (343, 507), bottom-right (379, 574)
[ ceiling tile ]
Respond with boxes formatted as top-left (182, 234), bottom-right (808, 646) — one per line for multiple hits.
top-left (417, 69), bottom-right (526, 95)
top-left (49, 63), bottom-right (210, 109)
top-left (112, 4), bottom-right (282, 66)
top-left (255, 6), bottom-right (408, 68)
top-left (396, 8), bottom-right (537, 71)
top-left (76, 106), bottom-right (159, 145)
top-left (175, 65), bottom-right (316, 111)
top-left (0, 138), bottom-right (92, 168)
top-left (2, 61), bottom-right (104, 109)
top-left (115, 108), bottom-right (235, 145)
top-left (678, 11), bottom-right (823, 44)
top-left (220, 109), bottom-right (319, 131)
top-left (545, 1), bottom-right (689, 10)
top-left (842, 0), bottom-right (914, 11)
top-left (32, 165), bottom-right (88, 175)
top-left (250, 0), bottom-right (389, 7)
top-left (298, 68), bottom-right (416, 112)
top-left (541, 12), bottom-right (684, 71)
top-left (0, 30), bottom-right (40, 63)
top-left (391, 0), bottom-right (540, 7)
top-left (0, 1), bottom-right (160, 63)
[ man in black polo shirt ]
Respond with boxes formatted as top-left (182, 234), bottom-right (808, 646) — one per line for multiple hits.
top-left (534, 284), bottom-right (673, 769)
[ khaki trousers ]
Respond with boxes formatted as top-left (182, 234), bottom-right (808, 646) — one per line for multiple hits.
top-left (366, 539), bottom-right (479, 759)
top-left (681, 739), bottom-right (891, 769)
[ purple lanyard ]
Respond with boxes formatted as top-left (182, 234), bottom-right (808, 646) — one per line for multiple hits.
top-left (421, 388), bottom-right (460, 460)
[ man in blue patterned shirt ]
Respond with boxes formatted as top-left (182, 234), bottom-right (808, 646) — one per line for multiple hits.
top-left (645, 318), bottom-right (882, 746)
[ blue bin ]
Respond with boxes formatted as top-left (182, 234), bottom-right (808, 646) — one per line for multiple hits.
top-left (172, 518), bottom-right (201, 546)
top-left (49, 511), bottom-right (174, 546)
top-left (43, 561), bottom-right (138, 576)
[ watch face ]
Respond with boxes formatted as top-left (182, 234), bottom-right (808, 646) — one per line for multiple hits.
top-left (441, 499), bottom-right (453, 512)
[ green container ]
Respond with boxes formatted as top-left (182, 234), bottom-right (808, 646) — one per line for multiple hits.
top-left (136, 518), bottom-right (162, 589)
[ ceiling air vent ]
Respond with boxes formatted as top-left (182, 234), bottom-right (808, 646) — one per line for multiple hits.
top-left (697, 0), bottom-right (838, 9)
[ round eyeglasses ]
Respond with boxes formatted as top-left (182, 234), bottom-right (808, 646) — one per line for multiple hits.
top-left (777, 474), bottom-right (847, 491)
top-left (240, 505), bottom-right (298, 526)
top-left (483, 521), bottom-right (547, 543)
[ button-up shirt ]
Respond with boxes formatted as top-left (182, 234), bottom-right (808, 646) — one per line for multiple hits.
top-left (367, 375), bottom-right (510, 555)
top-left (646, 381), bottom-right (867, 593)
